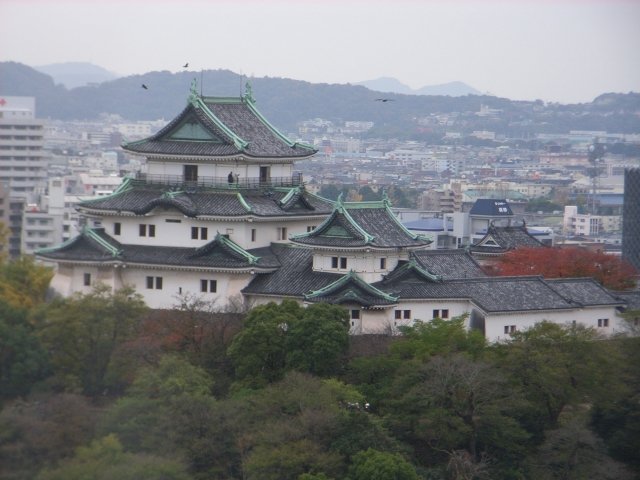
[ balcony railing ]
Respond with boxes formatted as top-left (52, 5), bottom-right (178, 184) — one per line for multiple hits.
top-left (130, 172), bottom-right (303, 190)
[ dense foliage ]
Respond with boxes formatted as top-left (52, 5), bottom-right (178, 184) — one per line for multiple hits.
top-left (0, 264), bottom-right (638, 479)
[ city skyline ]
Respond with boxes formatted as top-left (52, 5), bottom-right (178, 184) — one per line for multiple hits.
top-left (1, 0), bottom-right (639, 104)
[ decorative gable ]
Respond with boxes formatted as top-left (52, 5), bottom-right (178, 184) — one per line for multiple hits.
top-left (304, 270), bottom-right (397, 308)
top-left (168, 118), bottom-right (224, 142)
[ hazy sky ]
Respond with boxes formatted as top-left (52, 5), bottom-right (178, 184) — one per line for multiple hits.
top-left (2, 0), bottom-right (639, 103)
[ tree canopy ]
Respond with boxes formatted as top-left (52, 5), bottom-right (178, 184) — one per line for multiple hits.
top-left (492, 246), bottom-right (637, 290)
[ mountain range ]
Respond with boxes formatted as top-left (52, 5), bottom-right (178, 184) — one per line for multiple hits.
top-left (1, 61), bottom-right (639, 138)
top-left (33, 62), bottom-right (480, 97)
top-left (34, 62), bottom-right (119, 89)
top-left (355, 77), bottom-right (481, 96)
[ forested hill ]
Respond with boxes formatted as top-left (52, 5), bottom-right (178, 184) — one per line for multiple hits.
top-left (1, 61), bottom-right (639, 136)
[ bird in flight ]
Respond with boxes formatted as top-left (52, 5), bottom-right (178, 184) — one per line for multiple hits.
top-left (141, 84), bottom-right (148, 90)
top-left (183, 62), bottom-right (189, 68)
top-left (375, 98), bottom-right (394, 102)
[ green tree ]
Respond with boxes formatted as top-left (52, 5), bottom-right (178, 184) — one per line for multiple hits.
top-left (228, 301), bottom-right (350, 387)
top-left (390, 315), bottom-right (485, 360)
top-left (526, 409), bottom-right (634, 480)
top-left (358, 186), bottom-right (381, 201)
top-left (0, 393), bottom-right (98, 479)
top-left (286, 302), bottom-right (350, 376)
top-left (36, 285), bottom-right (148, 395)
top-left (494, 322), bottom-right (618, 428)
top-left (100, 354), bottom-right (215, 456)
top-left (36, 434), bottom-right (192, 480)
top-left (228, 301), bottom-right (300, 387)
top-left (388, 354), bottom-right (529, 475)
top-left (0, 300), bottom-right (50, 399)
top-left (346, 448), bottom-right (418, 480)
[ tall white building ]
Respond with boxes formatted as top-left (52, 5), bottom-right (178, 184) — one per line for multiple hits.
top-left (0, 96), bottom-right (50, 256)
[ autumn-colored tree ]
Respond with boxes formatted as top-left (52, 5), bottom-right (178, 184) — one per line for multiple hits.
top-left (492, 246), bottom-right (637, 290)
top-left (0, 256), bottom-right (54, 309)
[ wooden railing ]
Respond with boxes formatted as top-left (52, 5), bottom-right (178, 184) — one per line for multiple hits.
top-left (130, 172), bottom-right (303, 189)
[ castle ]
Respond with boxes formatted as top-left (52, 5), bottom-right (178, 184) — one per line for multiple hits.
top-left (37, 84), bottom-right (629, 341)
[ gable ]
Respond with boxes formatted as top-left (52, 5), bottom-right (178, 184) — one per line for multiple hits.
top-left (167, 118), bottom-right (225, 142)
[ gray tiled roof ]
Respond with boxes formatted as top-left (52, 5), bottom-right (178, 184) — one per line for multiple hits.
top-left (609, 290), bottom-right (640, 310)
top-left (78, 184), bottom-right (333, 218)
top-left (123, 96), bottom-right (316, 159)
top-left (36, 229), bottom-right (280, 271)
top-left (411, 249), bottom-right (487, 280)
top-left (291, 201), bottom-right (431, 249)
top-left (546, 278), bottom-right (626, 307)
top-left (242, 244), bottom-right (342, 296)
top-left (469, 224), bottom-right (545, 254)
top-left (375, 275), bottom-right (576, 313)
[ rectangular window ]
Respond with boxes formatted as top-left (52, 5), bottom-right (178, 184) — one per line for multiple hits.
top-left (395, 310), bottom-right (402, 320)
top-left (351, 309), bottom-right (360, 320)
top-left (277, 227), bottom-right (288, 241)
top-left (441, 309), bottom-right (449, 319)
top-left (403, 310), bottom-right (411, 319)
top-left (114, 222), bottom-right (121, 235)
top-left (433, 309), bottom-right (440, 319)
top-left (200, 279), bottom-right (217, 293)
top-left (146, 276), bottom-right (163, 290)
top-left (306, 225), bottom-right (316, 232)
top-left (165, 219), bottom-right (181, 223)
top-left (597, 318), bottom-right (609, 327)
top-left (251, 228), bottom-right (257, 242)
top-left (184, 164), bottom-right (198, 182)
top-left (83, 273), bottom-right (91, 286)
top-left (380, 257), bottom-right (387, 269)
top-left (331, 256), bottom-right (339, 268)
top-left (340, 257), bottom-right (348, 269)
top-left (139, 224), bottom-right (155, 237)
top-left (504, 325), bottom-right (516, 335)
top-left (191, 227), bottom-right (208, 240)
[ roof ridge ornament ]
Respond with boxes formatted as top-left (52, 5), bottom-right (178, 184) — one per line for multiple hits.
top-left (244, 81), bottom-right (255, 103)
top-left (189, 78), bottom-right (199, 103)
top-left (382, 189), bottom-right (391, 207)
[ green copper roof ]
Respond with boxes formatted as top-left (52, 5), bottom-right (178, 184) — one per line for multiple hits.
top-left (305, 270), bottom-right (398, 303)
top-left (236, 192), bottom-right (253, 213)
top-left (215, 232), bottom-right (259, 264)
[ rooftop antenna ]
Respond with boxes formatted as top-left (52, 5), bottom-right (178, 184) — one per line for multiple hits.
top-left (200, 69), bottom-right (203, 96)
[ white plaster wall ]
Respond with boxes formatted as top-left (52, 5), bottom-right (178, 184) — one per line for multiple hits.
top-left (312, 252), bottom-right (404, 280)
top-left (484, 305), bottom-right (623, 342)
top-left (118, 268), bottom-right (254, 309)
top-left (101, 215), bottom-right (323, 250)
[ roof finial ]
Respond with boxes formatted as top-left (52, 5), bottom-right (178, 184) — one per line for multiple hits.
top-left (244, 81), bottom-right (255, 103)
top-left (189, 78), bottom-right (199, 103)
top-left (381, 189), bottom-right (391, 207)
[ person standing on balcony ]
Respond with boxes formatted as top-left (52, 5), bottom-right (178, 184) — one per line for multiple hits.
top-left (228, 171), bottom-right (234, 184)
